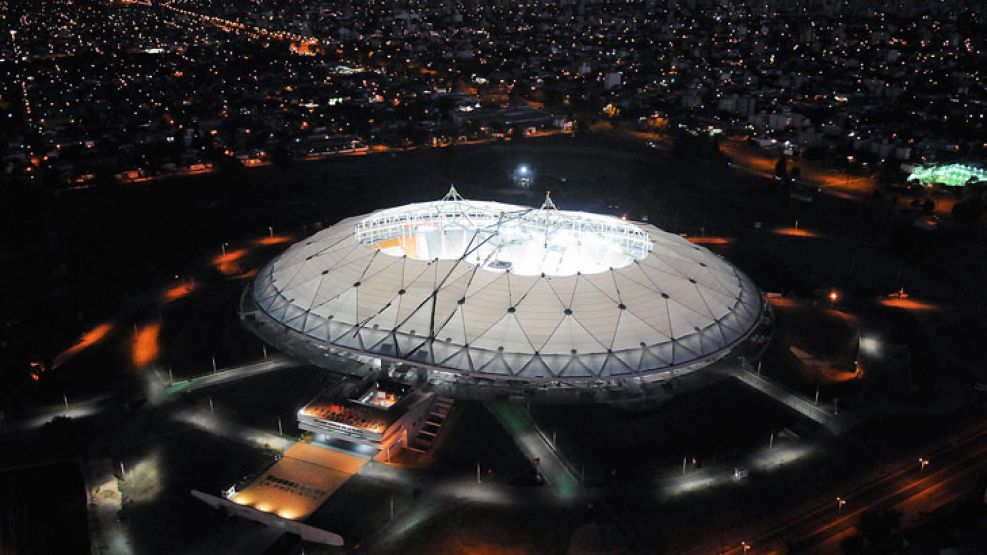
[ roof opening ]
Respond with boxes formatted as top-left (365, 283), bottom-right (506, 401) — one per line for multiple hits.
top-left (354, 196), bottom-right (652, 277)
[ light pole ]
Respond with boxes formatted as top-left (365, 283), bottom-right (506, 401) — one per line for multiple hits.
top-left (918, 457), bottom-right (929, 472)
top-left (741, 541), bottom-right (751, 553)
top-left (836, 496), bottom-right (846, 512)
top-left (846, 155), bottom-right (854, 189)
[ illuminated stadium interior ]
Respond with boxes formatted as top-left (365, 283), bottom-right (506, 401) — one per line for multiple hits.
top-left (354, 188), bottom-right (652, 277)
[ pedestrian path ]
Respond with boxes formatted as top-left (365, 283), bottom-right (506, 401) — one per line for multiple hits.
top-left (723, 366), bottom-right (857, 435)
top-left (162, 355), bottom-right (299, 397)
top-left (486, 401), bottom-right (580, 502)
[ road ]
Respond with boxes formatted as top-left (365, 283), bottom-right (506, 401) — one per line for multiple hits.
top-left (706, 423), bottom-right (987, 554)
top-left (719, 140), bottom-right (877, 200)
top-left (162, 355), bottom-right (299, 396)
top-left (485, 401), bottom-right (580, 503)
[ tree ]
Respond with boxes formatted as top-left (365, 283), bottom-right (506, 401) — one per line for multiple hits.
top-left (271, 145), bottom-right (293, 171)
top-left (775, 157), bottom-right (788, 179)
top-left (877, 162), bottom-right (904, 187)
top-left (859, 509), bottom-right (902, 551)
top-left (839, 535), bottom-right (864, 554)
top-left (952, 198), bottom-right (985, 227)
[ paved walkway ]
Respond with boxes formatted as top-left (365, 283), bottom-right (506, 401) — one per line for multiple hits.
top-left (163, 355), bottom-right (299, 397)
top-left (172, 407), bottom-right (294, 453)
top-left (3, 394), bottom-right (114, 433)
top-left (485, 401), bottom-right (580, 503)
top-left (723, 366), bottom-right (856, 435)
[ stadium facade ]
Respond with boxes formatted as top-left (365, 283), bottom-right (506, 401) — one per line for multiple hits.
top-left (241, 188), bottom-right (769, 403)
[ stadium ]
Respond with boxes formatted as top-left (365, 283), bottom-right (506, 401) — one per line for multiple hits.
top-left (241, 188), bottom-right (769, 403)
top-left (907, 163), bottom-right (987, 188)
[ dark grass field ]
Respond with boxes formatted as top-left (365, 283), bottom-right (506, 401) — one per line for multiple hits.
top-left (195, 365), bottom-right (336, 437)
top-left (0, 462), bottom-right (90, 555)
top-left (759, 301), bottom-right (861, 398)
top-left (306, 473), bottom-right (415, 550)
top-left (2, 133), bottom-right (985, 554)
top-left (119, 428), bottom-right (278, 555)
top-left (427, 401), bottom-right (537, 485)
top-left (372, 501), bottom-right (587, 555)
top-left (530, 378), bottom-right (801, 485)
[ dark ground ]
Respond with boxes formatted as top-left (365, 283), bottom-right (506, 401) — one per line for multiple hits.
top-left (1, 132), bottom-right (986, 554)
top-left (531, 378), bottom-right (801, 485)
top-left (0, 462), bottom-right (91, 555)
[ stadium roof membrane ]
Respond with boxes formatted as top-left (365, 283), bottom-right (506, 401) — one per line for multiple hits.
top-left (251, 188), bottom-right (763, 381)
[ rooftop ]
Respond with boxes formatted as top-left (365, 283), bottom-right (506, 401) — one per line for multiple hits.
top-left (300, 379), bottom-right (418, 434)
top-left (250, 191), bottom-right (763, 381)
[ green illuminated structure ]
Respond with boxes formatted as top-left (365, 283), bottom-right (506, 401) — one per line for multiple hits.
top-left (907, 164), bottom-right (987, 187)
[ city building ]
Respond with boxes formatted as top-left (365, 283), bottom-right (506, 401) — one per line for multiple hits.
top-left (297, 377), bottom-right (441, 460)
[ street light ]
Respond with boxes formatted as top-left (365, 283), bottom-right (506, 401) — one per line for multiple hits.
top-left (741, 541), bottom-right (751, 553)
top-left (845, 155), bottom-right (854, 189)
top-left (918, 457), bottom-right (929, 472)
top-left (836, 497), bottom-right (846, 512)
top-left (513, 164), bottom-right (533, 187)
top-left (828, 289), bottom-right (840, 305)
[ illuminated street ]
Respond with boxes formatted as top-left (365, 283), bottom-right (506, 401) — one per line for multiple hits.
top-left (709, 424), bottom-right (987, 554)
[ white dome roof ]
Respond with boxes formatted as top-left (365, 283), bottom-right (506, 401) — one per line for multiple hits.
top-left (252, 194), bottom-right (762, 381)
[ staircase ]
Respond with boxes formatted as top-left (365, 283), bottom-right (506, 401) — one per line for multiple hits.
top-left (407, 396), bottom-right (454, 454)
